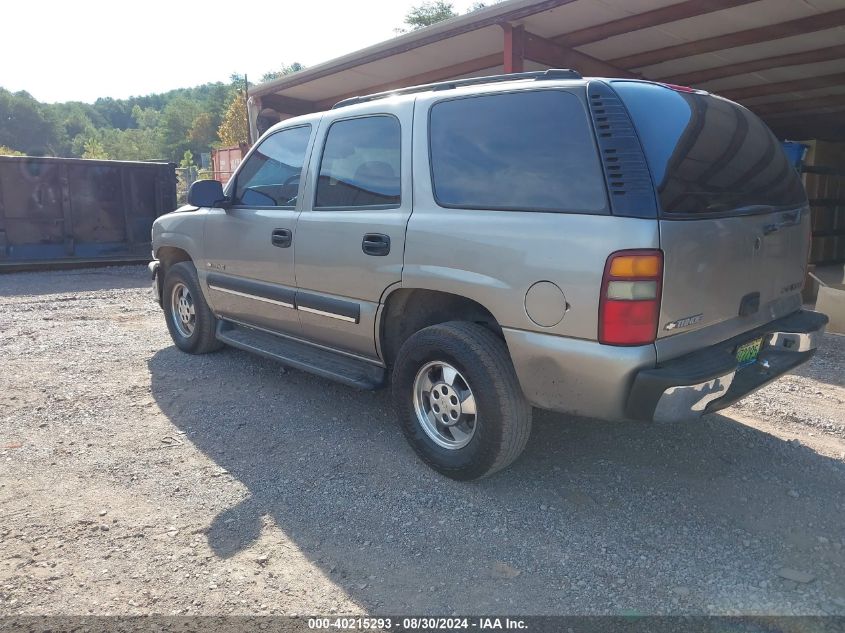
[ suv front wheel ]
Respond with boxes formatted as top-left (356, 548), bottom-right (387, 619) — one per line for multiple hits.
top-left (392, 321), bottom-right (532, 480)
top-left (162, 261), bottom-right (223, 355)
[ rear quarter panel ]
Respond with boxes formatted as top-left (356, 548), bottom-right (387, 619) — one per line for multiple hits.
top-left (403, 210), bottom-right (659, 340)
top-left (407, 87), bottom-right (660, 341)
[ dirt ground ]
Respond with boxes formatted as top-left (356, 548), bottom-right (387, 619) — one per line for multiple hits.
top-left (1, 265), bottom-right (844, 616)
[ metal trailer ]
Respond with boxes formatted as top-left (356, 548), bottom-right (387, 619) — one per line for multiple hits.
top-left (0, 156), bottom-right (176, 271)
top-left (211, 145), bottom-right (247, 185)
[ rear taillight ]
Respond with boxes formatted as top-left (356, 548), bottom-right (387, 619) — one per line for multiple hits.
top-left (599, 250), bottom-right (663, 346)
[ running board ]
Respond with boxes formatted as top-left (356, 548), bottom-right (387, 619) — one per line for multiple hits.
top-left (216, 320), bottom-right (386, 390)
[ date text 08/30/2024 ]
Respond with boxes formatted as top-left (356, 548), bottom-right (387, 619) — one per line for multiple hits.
top-left (308, 617), bottom-right (528, 630)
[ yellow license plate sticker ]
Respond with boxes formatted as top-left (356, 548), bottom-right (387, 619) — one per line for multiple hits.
top-left (735, 337), bottom-right (763, 366)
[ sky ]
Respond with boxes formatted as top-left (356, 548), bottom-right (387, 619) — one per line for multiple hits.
top-left (3, 0), bottom-right (483, 104)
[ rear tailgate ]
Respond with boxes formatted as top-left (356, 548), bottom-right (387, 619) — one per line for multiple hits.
top-left (613, 81), bottom-right (810, 361)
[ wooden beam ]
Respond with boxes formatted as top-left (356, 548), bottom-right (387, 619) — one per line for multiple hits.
top-left (749, 94), bottom-right (845, 117)
top-left (502, 23), bottom-right (525, 73)
top-left (660, 43), bottom-right (845, 85)
top-left (609, 8), bottom-right (845, 69)
top-left (765, 112), bottom-right (845, 130)
top-left (765, 105), bottom-right (845, 120)
top-left (314, 53), bottom-right (503, 110)
top-left (767, 110), bottom-right (845, 124)
top-left (523, 31), bottom-right (638, 78)
top-left (720, 71), bottom-right (845, 101)
top-left (554, 0), bottom-right (754, 48)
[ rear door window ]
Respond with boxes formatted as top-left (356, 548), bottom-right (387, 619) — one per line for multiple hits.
top-left (612, 81), bottom-right (806, 215)
top-left (428, 90), bottom-right (607, 213)
top-left (315, 115), bottom-right (401, 209)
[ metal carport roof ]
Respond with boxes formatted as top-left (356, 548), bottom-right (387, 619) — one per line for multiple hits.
top-left (249, 0), bottom-right (845, 140)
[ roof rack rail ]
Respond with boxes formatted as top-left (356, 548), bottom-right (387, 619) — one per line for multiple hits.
top-left (332, 68), bottom-right (583, 109)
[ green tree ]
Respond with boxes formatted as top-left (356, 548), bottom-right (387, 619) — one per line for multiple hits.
top-left (60, 109), bottom-right (95, 143)
top-left (260, 62), bottom-right (305, 83)
top-left (48, 101), bottom-right (105, 155)
top-left (82, 137), bottom-right (109, 159)
top-left (99, 127), bottom-right (163, 161)
top-left (0, 88), bottom-right (62, 155)
top-left (0, 145), bottom-right (25, 156)
top-left (1, 62), bottom-right (290, 161)
top-left (217, 90), bottom-right (249, 147)
top-left (188, 112), bottom-right (218, 149)
top-left (92, 97), bottom-right (135, 129)
top-left (398, 1), bottom-right (456, 32)
top-left (132, 104), bottom-right (161, 129)
top-left (160, 96), bottom-right (203, 159)
top-left (179, 150), bottom-right (195, 168)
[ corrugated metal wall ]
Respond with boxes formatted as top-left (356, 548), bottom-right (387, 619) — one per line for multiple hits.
top-left (0, 156), bottom-right (176, 269)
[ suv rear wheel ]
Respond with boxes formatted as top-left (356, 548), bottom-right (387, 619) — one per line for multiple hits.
top-left (162, 261), bottom-right (223, 354)
top-left (392, 321), bottom-right (532, 480)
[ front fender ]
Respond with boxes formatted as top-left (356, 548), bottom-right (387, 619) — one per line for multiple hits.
top-left (151, 209), bottom-right (207, 264)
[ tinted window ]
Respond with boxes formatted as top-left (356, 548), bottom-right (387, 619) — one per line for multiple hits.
top-left (429, 91), bottom-right (606, 212)
top-left (234, 125), bottom-right (311, 207)
top-left (315, 116), bottom-right (401, 208)
top-left (613, 81), bottom-right (806, 215)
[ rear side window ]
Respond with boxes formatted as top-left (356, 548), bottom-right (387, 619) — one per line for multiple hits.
top-left (234, 125), bottom-right (311, 207)
top-left (315, 116), bottom-right (401, 209)
top-left (613, 81), bottom-right (806, 215)
top-left (429, 90), bottom-right (607, 213)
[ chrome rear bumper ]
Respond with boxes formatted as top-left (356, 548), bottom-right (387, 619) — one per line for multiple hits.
top-left (627, 310), bottom-right (828, 422)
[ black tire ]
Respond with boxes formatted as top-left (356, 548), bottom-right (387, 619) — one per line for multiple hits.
top-left (392, 321), bottom-right (532, 480)
top-left (162, 261), bottom-right (223, 354)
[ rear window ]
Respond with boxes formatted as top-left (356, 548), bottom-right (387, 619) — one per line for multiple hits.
top-left (613, 81), bottom-right (806, 215)
top-left (429, 90), bottom-right (607, 213)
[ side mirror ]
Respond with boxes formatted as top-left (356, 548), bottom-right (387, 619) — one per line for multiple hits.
top-left (187, 179), bottom-right (228, 208)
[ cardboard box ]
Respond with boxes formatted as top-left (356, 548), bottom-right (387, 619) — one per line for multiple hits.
top-left (811, 264), bottom-right (845, 335)
top-left (816, 286), bottom-right (845, 335)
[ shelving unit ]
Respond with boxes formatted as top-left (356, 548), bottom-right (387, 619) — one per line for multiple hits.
top-left (801, 145), bottom-right (845, 266)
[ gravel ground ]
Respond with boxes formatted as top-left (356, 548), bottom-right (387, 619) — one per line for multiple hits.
top-left (1, 265), bottom-right (844, 616)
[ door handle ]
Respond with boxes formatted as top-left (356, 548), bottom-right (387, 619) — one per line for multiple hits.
top-left (271, 228), bottom-right (292, 248)
top-left (362, 233), bottom-right (390, 256)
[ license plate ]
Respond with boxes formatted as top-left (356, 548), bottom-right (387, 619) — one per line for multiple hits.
top-left (735, 337), bottom-right (763, 367)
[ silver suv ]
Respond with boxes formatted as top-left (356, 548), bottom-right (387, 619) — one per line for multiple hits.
top-left (150, 70), bottom-right (828, 480)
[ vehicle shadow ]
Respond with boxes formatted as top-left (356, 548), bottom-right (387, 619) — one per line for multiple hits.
top-left (147, 345), bottom-right (845, 614)
top-left (788, 332), bottom-right (845, 388)
top-left (0, 265), bottom-right (149, 298)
